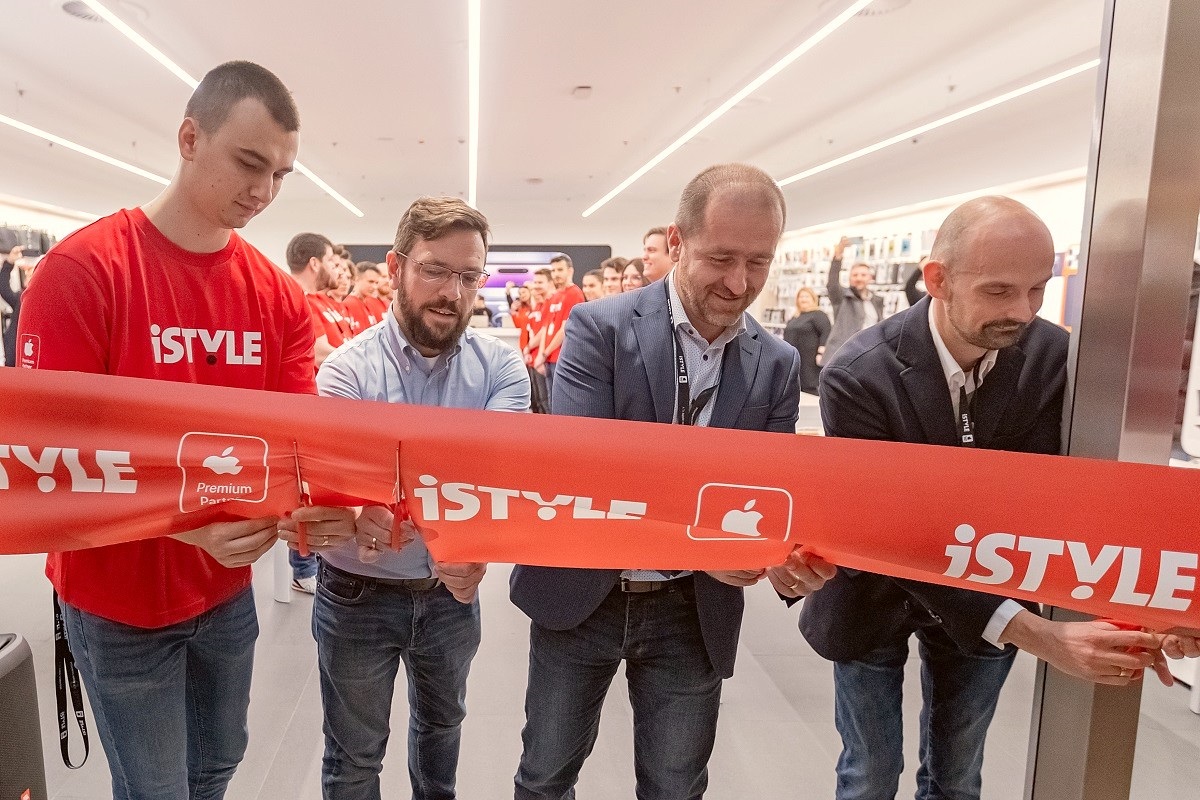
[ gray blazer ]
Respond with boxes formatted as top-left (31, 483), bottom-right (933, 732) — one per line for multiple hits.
top-left (508, 280), bottom-right (801, 678)
top-left (825, 257), bottom-right (885, 362)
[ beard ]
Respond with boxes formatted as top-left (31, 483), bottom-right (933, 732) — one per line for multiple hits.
top-left (395, 280), bottom-right (470, 354)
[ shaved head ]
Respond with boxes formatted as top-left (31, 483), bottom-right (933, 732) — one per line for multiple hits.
top-left (930, 195), bottom-right (1053, 273)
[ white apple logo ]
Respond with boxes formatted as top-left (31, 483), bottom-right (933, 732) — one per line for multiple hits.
top-left (23, 339), bottom-right (33, 357)
top-left (720, 499), bottom-right (764, 537)
top-left (202, 446), bottom-right (243, 475)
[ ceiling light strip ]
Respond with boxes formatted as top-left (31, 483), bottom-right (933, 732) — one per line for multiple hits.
top-left (79, 0), bottom-right (364, 218)
top-left (777, 59), bottom-right (1101, 187)
top-left (581, 0), bottom-right (874, 218)
top-left (0, 192), bottom-right (101, 222)
top-left (0, 113), bottom-right (169, 185)
top-left (467, 0), bottom-right (481, 208)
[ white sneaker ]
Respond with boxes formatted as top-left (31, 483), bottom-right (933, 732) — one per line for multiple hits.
top-left (291, 576), bottom-right (316, 594)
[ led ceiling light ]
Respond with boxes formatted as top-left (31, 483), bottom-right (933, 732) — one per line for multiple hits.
top-left (777, 59), bottom-right (1101, 187)
top-left (0, 112), bottom-right (169, 185)
top-left (468, 0), bottom-right (481, 208)
top-left (0, 191), bottom-right (101, 222)
top-left (78, 0), bottom-right (365, 217)
top-left (581, 0), bottom-right (874, 218)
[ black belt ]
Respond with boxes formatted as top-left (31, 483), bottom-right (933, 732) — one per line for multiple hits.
top-left (618, 574), bottom-right (693, 594)
top-left (321, 561), bottom-right (441, 592)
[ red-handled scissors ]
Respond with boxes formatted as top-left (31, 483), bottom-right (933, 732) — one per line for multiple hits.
top-left (392, 444), bottom-right (409, 551)
top-left (293, 441), bottom-right (312, 556)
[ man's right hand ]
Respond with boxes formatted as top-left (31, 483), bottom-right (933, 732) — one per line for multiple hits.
top-left (354, 504), bottom-right (417, 564)
top-left (833, 236), bottom-right (850, 260)
top-left (171, 516), bottom-right (279, 568)
top-left (706, 569), bottom-right (766, 587)
top-left (998, 611), bottom-right (1167, 686)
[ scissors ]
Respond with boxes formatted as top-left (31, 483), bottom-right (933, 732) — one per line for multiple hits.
top-left (292, 441), bottom-right (312, 556)
top-left (392, 443), bottom-right (409, 551)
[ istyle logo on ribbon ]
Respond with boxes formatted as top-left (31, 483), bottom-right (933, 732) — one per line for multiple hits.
top-left (688, 483), bottom-right (793, 542)
top-left (177, 432), bottom-right (269, 512)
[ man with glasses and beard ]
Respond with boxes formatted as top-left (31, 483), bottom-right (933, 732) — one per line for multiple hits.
top-left (312, 196), bottom-right (529, 800)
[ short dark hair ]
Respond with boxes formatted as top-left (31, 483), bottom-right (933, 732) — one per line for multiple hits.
top-left (533, 268), bottom-right (552, 281)
top-left (285, 232), bottom-right (332, 273)
top-left (333, 244), bottom-right (352, 261)
top-left (675, 163), bottom-right (785, 235)
top-left (583, 269), bottom-right (603, 283)
top-left (643, 227), bottom-right (668, 244)
top-left (393, 197), bottom-right (490, 258)
top-left (600, 256), bottom-right (629, 273)
top-left (355, 261), bottom-right (381, 277)
top-left (185, 61), bottom-right (299, 134)
top-left (549, 254), bottom-right (573, 269)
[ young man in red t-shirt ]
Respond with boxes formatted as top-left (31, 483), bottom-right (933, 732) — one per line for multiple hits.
top-left (532, 254), bottom-right (585, 401)
top-left (522, 268), bottom-right (553, 413)
top-left (286, 232), bottom-right (353, 364)
top-left (16, 61), bottom-right (355, 800)
top-left (341, 262), bottom-right (387, 333)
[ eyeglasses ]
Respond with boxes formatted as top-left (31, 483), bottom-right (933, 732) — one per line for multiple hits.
top-left (396, 252), bottom-right (489, 290)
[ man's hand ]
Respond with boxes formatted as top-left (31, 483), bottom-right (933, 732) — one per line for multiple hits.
top-left (533, 352), bottom-right (546, 370)
top-left (998, 611), bottom-right (1168, 686)
top-left (833, 237), bottom-right (849, 260)
top-left (1163, 633), bottom-right (1200, 660)
top-left (172, 516), bottom-right (280, 568)
top-left (435, 561), bottom-right (487, 604)
top-left (353, 504), bottom-right (419, 564)
top-left (276, 506), bottom-right (357, 554)
top-left (706, 569), bottom-right (765, 587)
top-left (766, 549), bottom-right (837, 599)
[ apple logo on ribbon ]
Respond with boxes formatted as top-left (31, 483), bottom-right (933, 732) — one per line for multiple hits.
top-left (202, 446), bottom-right (243, 476)
top-left (720, 500), bottom-right (764, 537)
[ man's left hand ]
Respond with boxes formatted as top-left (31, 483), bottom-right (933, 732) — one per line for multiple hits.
top-left (276, 505), bottom-right (357, 553)
top-left (766, 549), bottom-right (837, 598)
top-left (435, 561), bottom-right (487, 604)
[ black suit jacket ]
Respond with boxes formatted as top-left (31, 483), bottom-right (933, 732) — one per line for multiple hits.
top-left (509, 280), bottom-right (801, 678)
top-left (799, 296), bottom-right (1066, 662)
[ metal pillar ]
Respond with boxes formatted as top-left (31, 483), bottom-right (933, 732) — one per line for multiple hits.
top-left (1027, 0), bottom-right (1200, 798)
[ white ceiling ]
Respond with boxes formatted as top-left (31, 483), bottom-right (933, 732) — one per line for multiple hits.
top-left (0, 0), bottom-right (1104, 261)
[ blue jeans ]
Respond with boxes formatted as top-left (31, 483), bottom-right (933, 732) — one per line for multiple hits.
top-left (60, 587), bottom-right (257, 800)
top-left (832, 625), bottom-right (1017, 800)
top-left (514, 579), bottom-right (722, 800)
top-left (291, 548), bottom-right (318, 580)
top-left (312, 561), bottom-right (481, 800)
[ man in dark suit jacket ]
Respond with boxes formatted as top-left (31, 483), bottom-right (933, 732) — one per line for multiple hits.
top-left (511, 163), bottom-right (835, 800)
top-left (802, 196), bottom-right (1166, 800)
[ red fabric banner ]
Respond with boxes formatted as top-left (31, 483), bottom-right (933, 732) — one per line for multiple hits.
top-left (0, 367), bottom-right (1197, 631)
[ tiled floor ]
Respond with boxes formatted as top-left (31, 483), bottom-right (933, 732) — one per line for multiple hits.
top-left (1, 552), bottom-right (1196, 799)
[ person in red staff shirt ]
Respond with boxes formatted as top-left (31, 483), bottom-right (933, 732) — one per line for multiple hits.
top-left (531, 254), bottom-right (584, 401)
top-left (523, 268), bottom-right (554, 414)
top-left (16, 61), bottom-right (356, 800)
top-left (286, 231), bottom-right (352, 364)
top-left (341, 261), bottom-right (387, 333)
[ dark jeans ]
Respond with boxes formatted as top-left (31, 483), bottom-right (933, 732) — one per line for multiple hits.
top-left (290, 548), bottom-right (318, 580)
top-left (528, 365), bottom-right (549, 414)
top-left (514, 579), bottom-right (722, 800)
top-left (544, 360), bottom-right (557, 406)
top-left (832, 625), bottom-right (1017, 800)
top-left (60, 587), bottom-right (258, 800)
top-left (312, 561), bottom-right (481, 800)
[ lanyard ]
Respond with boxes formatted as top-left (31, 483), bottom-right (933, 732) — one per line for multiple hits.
top-left (957, 361), bottom-right (982, 447)
top-left (53, 592), bottom-right (90, 769)
top-left (668, 301), bottom-right (720, 426)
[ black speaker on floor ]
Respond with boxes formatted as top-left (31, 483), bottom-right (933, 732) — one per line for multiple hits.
top-left (0, 633), bottom-right (48, 800)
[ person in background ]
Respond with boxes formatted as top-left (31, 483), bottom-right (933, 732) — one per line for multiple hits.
top-left (523, 269), bottom-right (552, 414)
top-left (783, 286), bottom-right (830, 395)
top-left (314, 196), bottom-right (528, 800)
top-left (531, 254), bottom-right (584, 400)
top-left (507, 280), bottom-right (533, 331)
top-left (376, 265), bottom-right (394, 304)
top-left (1, 245), bottom-right (34, 367)
top-left (621, 258), bottom-right (646, 292)
top-left (600, 256), bottom-right (627, 296)
top-left (472, 293), bottom-right (496, 326)
top-left (824, 236), bottom-right (884, 363)
top-left (581, 269), bottom-right (604, 301)
top-left (16, 60), bottom-right (356, 800)
top-left (287, 232), bottom-right (351, 368)
top-left (342, 262), bottom-right (387, 333)
top-left (511, 162), bottom-right (834, 800)
top-left (641, 226), bottom-right (673, 282)
top-left (905, 256), bottom-right (929, 307)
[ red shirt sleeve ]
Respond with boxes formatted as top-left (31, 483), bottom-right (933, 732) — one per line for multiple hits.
top-left (16, 251), bottom-right (111, 374)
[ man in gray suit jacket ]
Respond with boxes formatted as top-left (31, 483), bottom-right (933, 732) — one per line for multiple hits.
top-left (510, 163), bottom-right (835, 800)
top-left (824, 236), bottom-right (885, 364)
